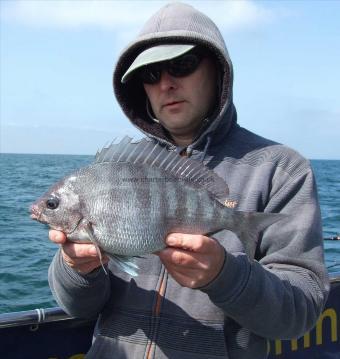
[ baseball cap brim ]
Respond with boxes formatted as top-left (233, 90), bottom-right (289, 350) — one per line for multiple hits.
top-left (121, 44), bottom-right (195, 83)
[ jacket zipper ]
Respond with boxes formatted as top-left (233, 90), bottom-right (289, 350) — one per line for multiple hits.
top-left (145, 265), bottom-right (167, 359)
top-left (145, 148), bottom-right (186, 358)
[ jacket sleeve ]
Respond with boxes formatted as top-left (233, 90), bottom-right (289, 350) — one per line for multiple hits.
top-left (48, 249), bottom-right (111, 318)
top-left (201, 165), bottom-right (330, 340)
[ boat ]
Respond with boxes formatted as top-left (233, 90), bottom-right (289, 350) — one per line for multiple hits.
top-left (1, 272), bottom-right (339, 359)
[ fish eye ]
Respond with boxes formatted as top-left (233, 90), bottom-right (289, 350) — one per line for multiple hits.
top-left (46, 197), bottom-right (59, 210)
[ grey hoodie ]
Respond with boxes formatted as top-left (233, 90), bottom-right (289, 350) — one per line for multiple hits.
top-left (48, 3), bottom-right (329, 359)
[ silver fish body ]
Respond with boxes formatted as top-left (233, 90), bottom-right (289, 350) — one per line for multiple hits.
top-left (31, 137), bottom-right (282, 274)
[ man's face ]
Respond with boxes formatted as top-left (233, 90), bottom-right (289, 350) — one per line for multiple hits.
top-left (143, 56), bottom-right (217, 142)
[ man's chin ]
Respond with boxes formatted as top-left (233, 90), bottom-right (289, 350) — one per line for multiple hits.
top-left (161, 123), bottom-right (201, 143)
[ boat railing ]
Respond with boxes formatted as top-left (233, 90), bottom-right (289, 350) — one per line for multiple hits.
top-left (0, 306), bottom-right (76, 329)
top-left (1, 272), bottom-right (340, 329)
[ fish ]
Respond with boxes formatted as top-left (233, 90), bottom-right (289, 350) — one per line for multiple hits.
top-left (30, 136), bottom-right (283, 276)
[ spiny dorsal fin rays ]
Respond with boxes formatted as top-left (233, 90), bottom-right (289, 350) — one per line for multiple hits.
top-left (95, 139), bottom-right (113, 160)
top-left (111, 136), bottom-right (133, 162)
top-left (159, 151), bottom-right (175, 168)
top-left (95, 137), bottom-right (121, 162)
top-left (126, 138), bottom-right (150, 163)
top-left (171, 156), bottom-right (186, 173)
top-left (150, 146), bottom-right (168, 167)
top-left (133, 140), bottom-right (154, 164)
top-left (125, 142), bottom-right (142, 163)
top-left (176, 159), bottom-right (191, 176)
top-left (163, 153), bottom-right (179, 171)
top-left (176, 158), bottom-right (194, 177)
top-left (102, 145), bottom-right (116, 163)
top-left (183, 163), bottom-right (202, 178)
top-left (142, 141), bottom-right (160, 164)
top-left (117, 141), bottom-right (134, 162)
top-left (94, 136), bottom-right (229, 201)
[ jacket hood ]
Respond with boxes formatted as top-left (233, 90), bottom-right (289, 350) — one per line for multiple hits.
top-left (113, 2), bottom-right (235, 149)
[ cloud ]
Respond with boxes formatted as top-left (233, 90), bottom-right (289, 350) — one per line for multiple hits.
top-left (2, 0), bottom-right (276, 32)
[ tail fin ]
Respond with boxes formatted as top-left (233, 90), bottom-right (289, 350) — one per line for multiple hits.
top-left (232, 211), bottom-right (285, 258)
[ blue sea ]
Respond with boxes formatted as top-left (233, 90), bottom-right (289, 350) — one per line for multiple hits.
top-left (0, 154), bottom-right (339, 314)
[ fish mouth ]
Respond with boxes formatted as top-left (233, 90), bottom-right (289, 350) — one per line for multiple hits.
top-left (30, 204), bottom-right (42, 222)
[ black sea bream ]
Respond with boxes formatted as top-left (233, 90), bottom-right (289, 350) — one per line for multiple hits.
top-left (30, 137), bottom-right (282, 275)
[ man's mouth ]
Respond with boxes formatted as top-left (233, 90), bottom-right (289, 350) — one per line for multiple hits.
top-left (163, 100), bottom-right (185, 108)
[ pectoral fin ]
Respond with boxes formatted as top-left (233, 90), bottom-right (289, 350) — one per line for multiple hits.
top-left (83, 221), bottom-right (108, 276)
top-left (106, 254), bottom-right (139, 277)
top-left (69, 219), bottom-right (140, 276)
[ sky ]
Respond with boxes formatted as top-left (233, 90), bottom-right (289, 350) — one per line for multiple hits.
top-left (0, 0), bottom-right (339, 159)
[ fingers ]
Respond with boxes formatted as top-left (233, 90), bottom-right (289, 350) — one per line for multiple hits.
top-left (49, 230), bottom-right (108, 274)
top-left (164, 267), bottom-right (201, 288)
top-left (61, 241), bottom-right (108, 263)
top-left (61, 243), bottom-right (109, 274)
top-left (158, 247), bottom-right (208, 270)
top-left (165, 233), bottom-right (211, 252)
top-left (160, 250), bottom-right (218, 288)
top-left (49, 230), bottom-right (67, 244)
top-left (158, 233), bottom-right (226, 288)
top-left (62, 241), bottom-right (99, 258)
top-left (62, 255), bottom-right (108, 275)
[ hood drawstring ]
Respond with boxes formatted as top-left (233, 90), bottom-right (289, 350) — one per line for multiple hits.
top-left (146, 98), bottom-right (159, 123)
top-left (200, 134), bottom-right (212, 163)
top-left (175, 134), bottom-right (212, 162)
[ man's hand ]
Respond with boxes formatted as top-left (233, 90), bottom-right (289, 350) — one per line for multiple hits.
top-left (156, 233), bottom-right (225, 288)
top-left (49, 230), bottom-right (109, 275)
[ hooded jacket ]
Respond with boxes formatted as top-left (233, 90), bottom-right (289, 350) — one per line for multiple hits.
top-left (48, 3), bottom-right (329, 359)
top-left (113, 2), bottom-right (234, 155)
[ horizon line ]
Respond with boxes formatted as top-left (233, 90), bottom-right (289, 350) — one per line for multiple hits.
top-left (1, 152), bottom-right (339, 162)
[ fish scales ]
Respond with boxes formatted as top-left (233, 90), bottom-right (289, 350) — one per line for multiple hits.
top-left (164, 180), bottom-right (179, 219)
top-left (91, 169), bottom-right (161, 254)
top-left (30, 136), bottom-right (284, 275)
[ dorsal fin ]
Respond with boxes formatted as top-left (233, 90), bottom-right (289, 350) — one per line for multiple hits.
top-left (95, 136), bottom-right (229, 201)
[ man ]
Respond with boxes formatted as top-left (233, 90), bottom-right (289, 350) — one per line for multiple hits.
top-left (48, 3), bottom-right (329, 359)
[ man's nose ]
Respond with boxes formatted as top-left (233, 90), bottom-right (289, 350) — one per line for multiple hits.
top-left (158, 70), bottom-right (177, 91)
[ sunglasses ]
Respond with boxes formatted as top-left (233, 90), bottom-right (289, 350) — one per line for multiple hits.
top-left (138, 49), bottom-right (205, 85)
